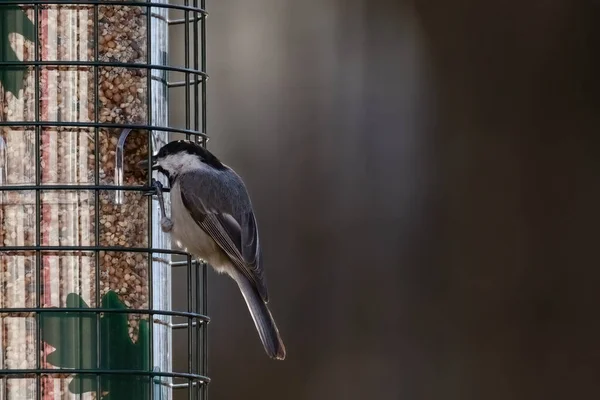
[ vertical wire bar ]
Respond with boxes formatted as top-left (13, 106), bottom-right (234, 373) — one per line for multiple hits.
top-left (146, 1), bottom-right (154, 398)
top-left (93, 3), bottom-right (101, 398)
top-left (34, 4), bottom-right (41, 399)
top-left (184, 1), bottom-right (193, 395)
top-left (201, 2), bottom-right (208, 397)
top-left (192, 8), bottom-right (200, 389)
top-left (191, 259), bottom-right (197, 400)
top-left (184, 0), bottom-right (191, 140)
top-left (195, 257), bottom-right (201, 399)
top-left (187, 254), bottom-right (193, 400)
top-left (192, 0), bottom-right (199, 144)
top-left (203, 262), bottom-right (208, 399)
top-left (194, 0), bottom-right (202, 379)
top-left (200, 2), bottom-right (208, 398)
top-left (201, 0), bottom-right (207, 149)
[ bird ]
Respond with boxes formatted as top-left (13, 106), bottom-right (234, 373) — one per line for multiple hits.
top-left (139, 140), bottom-right (286, 360)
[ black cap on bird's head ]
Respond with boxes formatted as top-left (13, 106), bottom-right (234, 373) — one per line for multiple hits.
top-left (137, 140), bottom-right (225, 174)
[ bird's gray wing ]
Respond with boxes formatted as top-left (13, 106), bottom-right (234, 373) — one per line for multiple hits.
top-left (178, 172), bottom-right (269, 302)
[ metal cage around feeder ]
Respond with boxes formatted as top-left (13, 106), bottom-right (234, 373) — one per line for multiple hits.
top-left (0, 1), bottom-right (208, 399)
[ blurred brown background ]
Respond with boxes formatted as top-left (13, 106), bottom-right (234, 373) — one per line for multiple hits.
top-left (171, 0), bottom-right (600, 399)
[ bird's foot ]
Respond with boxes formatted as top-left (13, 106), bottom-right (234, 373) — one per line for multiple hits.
top-left (149, 178), bottom-right (173, 229)
top-left (152, 178), bottom-right (165, 194)
top-left (161, 216), bottom-right (174, 232)
top-left (145, 178), bottom-right (167, 196)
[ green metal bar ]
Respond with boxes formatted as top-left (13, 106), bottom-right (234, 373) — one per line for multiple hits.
top-left (93, 4), bottom-right (101, 392)
top-left (33, 3), bottom-right (41, 398)
top-left (146, 1), bottom-right (155, 398)
top-left (201, 1), bottom-right (208, 397)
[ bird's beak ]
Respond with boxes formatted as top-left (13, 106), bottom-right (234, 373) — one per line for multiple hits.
top-left (137, 156), bottom-right (157, 171)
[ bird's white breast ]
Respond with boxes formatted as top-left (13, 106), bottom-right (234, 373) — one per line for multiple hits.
top-left (170, 181), bottom-right (232, 274)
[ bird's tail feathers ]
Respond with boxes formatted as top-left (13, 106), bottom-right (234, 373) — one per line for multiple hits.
top-left (233, 273), bottom-right (286, 360)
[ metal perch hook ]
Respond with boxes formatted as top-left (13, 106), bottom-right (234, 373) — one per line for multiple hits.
top-left (116, 130), bottom-right (162, 204)
top-left (114, 128), bottom-right (132, 205)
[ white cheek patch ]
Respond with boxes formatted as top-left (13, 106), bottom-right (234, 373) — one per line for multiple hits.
top-left (159, 153), bottom-right (206, 175)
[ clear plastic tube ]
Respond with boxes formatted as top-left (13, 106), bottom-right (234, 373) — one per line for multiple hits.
top-left (0, 2), bottom-right (171, 398)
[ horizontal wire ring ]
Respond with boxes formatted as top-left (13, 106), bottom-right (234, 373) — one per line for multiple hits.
top-left (0, 245), bottom-right (194, 255)
top-left (0, 369), bottom-right (210, 384)
top-left (0, 121), bottom-right (206, 139)
top-left (0, 307), bottom-right (210, 322)
top-left (0, 60), bottom-right (207, 79)
top-left (0, 0), bottom-right (207, 16)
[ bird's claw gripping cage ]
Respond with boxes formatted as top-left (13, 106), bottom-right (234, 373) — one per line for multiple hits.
top-left (0, 1), bottom-right (208, 399)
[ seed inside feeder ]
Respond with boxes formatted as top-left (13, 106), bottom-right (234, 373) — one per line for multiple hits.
top-left (0, 3), bottom-right (164, 398)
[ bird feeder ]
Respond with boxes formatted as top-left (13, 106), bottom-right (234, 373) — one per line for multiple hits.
top-left (0, 1), bottom-right (208, 399)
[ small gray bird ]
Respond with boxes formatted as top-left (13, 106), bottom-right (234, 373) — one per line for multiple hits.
top-left (140, 140), bottom-right (286, 360)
